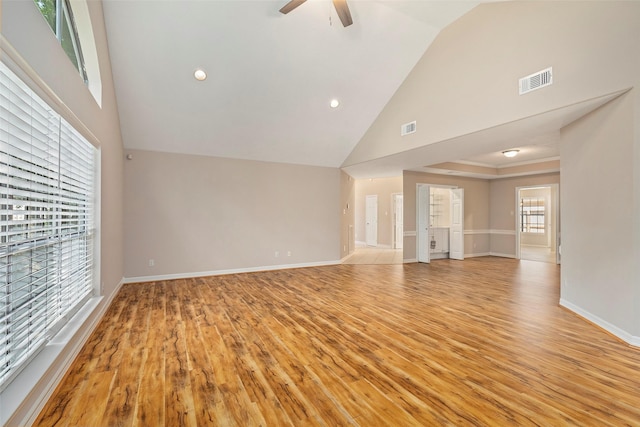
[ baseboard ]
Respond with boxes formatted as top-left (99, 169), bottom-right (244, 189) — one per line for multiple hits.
top-left (464, 252), bottom-right (491, 258)
top-left (5, 278), bottom-right (125, 426)
top-left (403, 258), bottom-right (417, 263)
top-left (559, 299), bottom-right (640, 348)
top-left (124, 260), bottom-right (342, 284)
top-left (489, 252), bottom-right (516, 259)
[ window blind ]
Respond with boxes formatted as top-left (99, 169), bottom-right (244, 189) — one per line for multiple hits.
top-left (0, 61), bottom-right (97, 390)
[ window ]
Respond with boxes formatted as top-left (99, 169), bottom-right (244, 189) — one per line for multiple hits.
top-left (0, 62), bottom-right (97, 390)
top-left (520, 197), bottom-right (545, 234)
top-left (33, 0), bottom-right (87, 82)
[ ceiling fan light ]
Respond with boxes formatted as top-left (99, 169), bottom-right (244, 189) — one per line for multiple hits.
top-left (502, 150), bottom-right (519, 158)
top-left (194, 69), bottom-right (207, 81)
top-left (330, 99), bottom-right (340, 108)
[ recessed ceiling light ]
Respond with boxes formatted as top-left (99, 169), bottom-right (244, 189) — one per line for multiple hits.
top-left (330, 99), bottom-right (340, 108)
top-left (502, 150), bottom-right (519, 158)
top-left (194, 69), bottom-right (207, 81)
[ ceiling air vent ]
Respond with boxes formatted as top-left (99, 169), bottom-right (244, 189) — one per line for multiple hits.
top-left (401, 121), bottom-right (416, 136)
top-left (519, 67), bottom-right (553, 95)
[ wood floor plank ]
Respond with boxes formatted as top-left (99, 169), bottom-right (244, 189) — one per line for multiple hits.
top-left (34, 258), bottom-right (640, 426)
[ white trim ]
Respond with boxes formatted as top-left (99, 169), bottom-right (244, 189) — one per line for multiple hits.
top-left (464, 252), bottom-right (491, 258)
top-left (560, 299), bottom-right (640, 348)
top-left (489, 252), bottom-right (516, 258)
top-left (403, 258), bottom-right (417, 263)
top-left (464, 229), bottom-right (490, 235)
top-left (5, 278), bottom-right (125, 426)
top-left (123, 261), bottom-right (342, 284)
top-left (455, 156), bottom-right (560, 169)
top-left (490, 229), bottom-right (516, 236)
top-left (355, 240), bottom-right (367, 248)
top-left (463, 229), bottom-right (516, 235)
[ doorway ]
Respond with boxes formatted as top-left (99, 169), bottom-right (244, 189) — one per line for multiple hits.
top-left (365, 195), bottom-right (378, 247)
top-left (516, 185), bottom-right (559, 264)
top-left (416, 184), bottom-right (464, 263)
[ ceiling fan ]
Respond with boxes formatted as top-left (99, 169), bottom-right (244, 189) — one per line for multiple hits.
top-left (279, 0), bottom-right (353, 27)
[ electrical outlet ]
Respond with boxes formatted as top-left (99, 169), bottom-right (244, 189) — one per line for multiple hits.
top-left (287, 251), bottom-right (291, 257)
top-left (275, 251), bottom-right (279, 257)
top-left (148, 259), bottom-right (155, 267)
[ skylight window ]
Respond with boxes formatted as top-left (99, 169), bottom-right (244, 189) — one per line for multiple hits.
top-left (34, 0), bottom-right (88, 83)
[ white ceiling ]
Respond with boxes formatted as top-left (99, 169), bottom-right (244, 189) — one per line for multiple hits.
top-left (102, 0), bottom-right (487, 168)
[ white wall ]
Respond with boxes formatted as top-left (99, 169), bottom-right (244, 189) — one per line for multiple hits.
top-left (124, 150), bottom-right (341, 280)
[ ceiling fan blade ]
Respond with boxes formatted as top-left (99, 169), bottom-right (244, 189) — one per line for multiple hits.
top-left (279, 0), bottom-right (307, 14)
top-left (332, 0), bottom-right (353, 27)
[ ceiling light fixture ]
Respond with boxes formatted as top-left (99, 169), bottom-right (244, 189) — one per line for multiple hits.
top-left (330, 99), bottom-right (340, 108)
top-left (194, 69), bottom-right (207, 81)
top-left (502, 150), bottom-right (519, 158)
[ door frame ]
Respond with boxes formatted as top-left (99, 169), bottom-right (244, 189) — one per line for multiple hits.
top-left (392, 193), bottom-right (403, 250)
top-left (417, 183), bottom-right (459, 263)
top-left (515, 183), bottom-right (560, 264)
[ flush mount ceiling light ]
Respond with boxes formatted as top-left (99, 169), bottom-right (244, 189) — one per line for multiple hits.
top-left (502, 150), bottom-right (520, 158)
top-left (330, 99), bottom-right (340, 108)
top-left (194, 69), bottom-right (207, 81)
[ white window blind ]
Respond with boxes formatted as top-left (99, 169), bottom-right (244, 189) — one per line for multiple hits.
top-left (0, 61), bottom-right (97, 390)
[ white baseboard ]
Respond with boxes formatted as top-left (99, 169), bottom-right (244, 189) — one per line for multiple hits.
top-left (403, 258), bottom-right (417, 263)
top-left (560, 299), bottom-right (640, 347)
top-left (5, 278), bottom-right (125, 427)
top-left (464, 252), bottom-right (491, 258)
top-left (489, 252), bottom-right (516, 259)
top-left (124, 260), bottom-right (342, 284)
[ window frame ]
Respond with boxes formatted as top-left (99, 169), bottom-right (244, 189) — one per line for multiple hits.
top-left (520, 196), bottom-right (546, 234)
top-left (33, 0), bottom-right (88, 83)
top-left (0, 60), bottom-right (98, 392)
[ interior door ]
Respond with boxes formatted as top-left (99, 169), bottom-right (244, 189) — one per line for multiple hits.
top-left (417, 185), bottom-right (430, 263)
top-left (365, 195), bottom-right (378, 246)
top-left (449, 188), bottom-right (464, 260)
top-left (394, 194), bottom-right (403, 249)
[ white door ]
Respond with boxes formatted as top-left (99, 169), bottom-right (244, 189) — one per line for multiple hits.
top-left (365, 195), bottom-right (378, 247)
top-left (449, 188), bottom-right (464, 260)
top-left (394, 194), bottom-right (403, 249)
top-left (417, 185), bottom-right (430, 263)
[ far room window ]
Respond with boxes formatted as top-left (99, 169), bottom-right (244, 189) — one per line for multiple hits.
top-left (520, 197), bottom-right (545, 234)
top-left (33, 0), bottom-right (88, 83)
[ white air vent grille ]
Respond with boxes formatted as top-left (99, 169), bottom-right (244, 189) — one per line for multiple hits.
top-left (401, 121), bottom-right (416, 136)
top-left (519, 67), bottom-right (553, 95)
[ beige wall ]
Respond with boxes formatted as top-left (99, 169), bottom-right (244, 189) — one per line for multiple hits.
top-left (354, 176), bottom-right (402, 248)
top-left (489, 173), bottom-right (560, 257)
top-left (1, 0), bottom-right (124, 424)
top-left (403, 171), bottom-right (490, 261)
top-left (340, 171), bottom-right (356, 258)
top-left (124, 150), bottom-right (341, 279)
top-left (561, 92), bottom-right (639, 339)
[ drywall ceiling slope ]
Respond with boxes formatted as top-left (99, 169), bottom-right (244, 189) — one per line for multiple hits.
top-left (342, 90), bottom-right (629, 179)
top-left (102, 0), bottom-right (485, 168)
top-left (342, 1), bottom-right (640, 177)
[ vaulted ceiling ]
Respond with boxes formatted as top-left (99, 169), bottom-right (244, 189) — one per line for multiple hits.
top-left (102, 0), bottom-right (489, 169)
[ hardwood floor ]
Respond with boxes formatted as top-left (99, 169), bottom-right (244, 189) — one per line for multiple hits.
top-left (34, 257), bottom-right (640, 426)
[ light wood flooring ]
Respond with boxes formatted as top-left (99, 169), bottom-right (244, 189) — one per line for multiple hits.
top-left (520, 244), bottom-right (557, 264)
top-left (35, 257), bottom-right (640, 426)
top-left (342, 247), bottom-right (403, 265)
